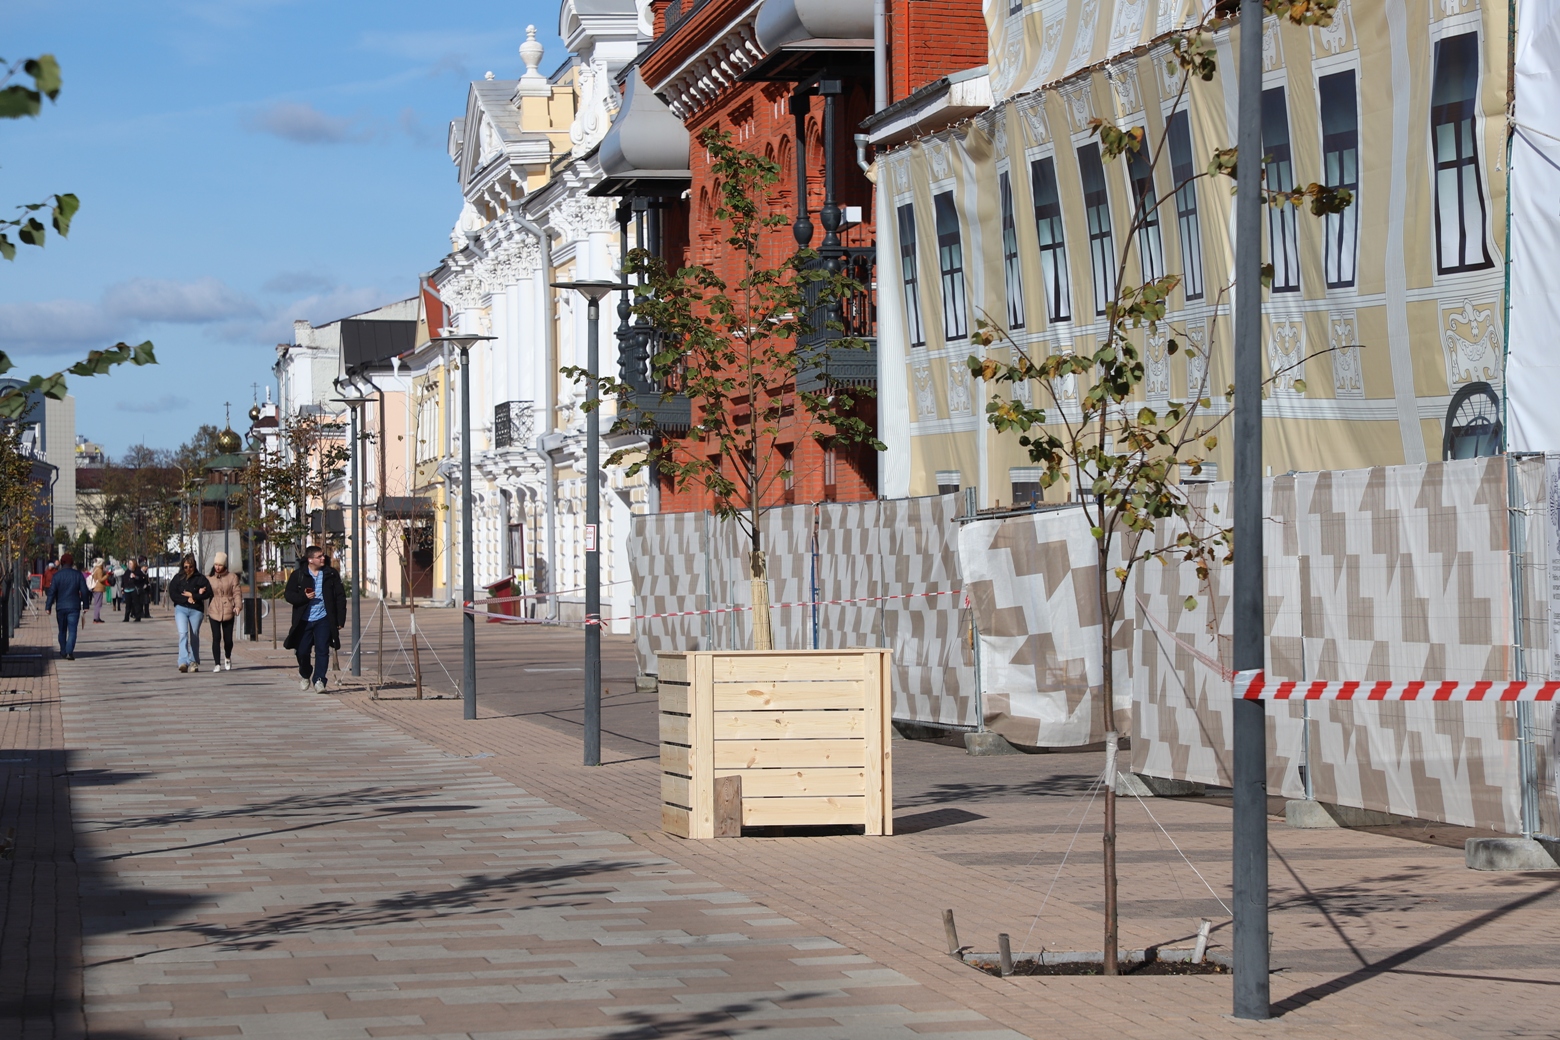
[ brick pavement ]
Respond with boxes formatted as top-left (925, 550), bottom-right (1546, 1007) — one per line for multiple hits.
top-left (5, 607), bottom-right (1558, 1038)
top-left (53, 616), bottom-right (1026, 1039)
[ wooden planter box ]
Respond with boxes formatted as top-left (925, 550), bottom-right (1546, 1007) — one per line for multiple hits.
top-left (658, 649), bottom-right (893, 838)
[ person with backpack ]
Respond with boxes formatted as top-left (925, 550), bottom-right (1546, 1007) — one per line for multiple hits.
top-left (284, 545), bottom-right (346, 693)
top-left (167, 554), bottom-right (212, 672)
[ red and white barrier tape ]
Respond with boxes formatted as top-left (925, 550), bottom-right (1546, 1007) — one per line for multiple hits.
top-left (462, 586), bottom-right (966, 626)
top-left (1236, 669), bottom-right (1560, 702)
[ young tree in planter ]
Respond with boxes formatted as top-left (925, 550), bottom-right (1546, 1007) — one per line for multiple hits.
top-left (247, 413), bottom-right (350, 567)
top-left (567, 128), bottom-right (882, 649)
top-left (967, 0), bottom-right (1352, 974)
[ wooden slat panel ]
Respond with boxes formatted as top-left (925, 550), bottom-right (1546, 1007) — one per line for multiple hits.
top-left (658, 653), bottom-right (690, 683)
top-left (689, 652), bottom-right (714, 839)
top-left (661, 742), bottom-right (691, 777)
top-left (863, 650), bottom-right (885, 835)
top-left (659, 681), bottom-right (690, 714)
top-left (714, 739), bottom-right (865, 769)
top-left (718, 767), bottom-right (866, 798)
top-left (660, 712), bottom-right (690, 746)
top-left (878, 650), bottom-right (894, 836)
top-left (662, 772), bottom-right (691, 809)
top-left (714, 710), bottom-right (864, 740)
top-left (661, 803), bottom-right (692, 838)
top-left (711, 654), bottom-right (867, 683)
top-left (712, 680), bottom-right (865, 711)
top-left (741, 796), bottom-right (866, 827)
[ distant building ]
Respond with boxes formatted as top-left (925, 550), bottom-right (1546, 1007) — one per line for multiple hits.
top-left (0, 379), bottom-right (75, 537)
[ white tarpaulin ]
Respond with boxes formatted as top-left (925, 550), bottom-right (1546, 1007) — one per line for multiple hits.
top-left (1507, 0), bottom-right (1560, 451)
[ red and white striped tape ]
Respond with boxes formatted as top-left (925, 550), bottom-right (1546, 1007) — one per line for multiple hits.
top-left (1236, 669), bottom-right (1560, 702)
top-left (461, 587), bottom-right (966, 626)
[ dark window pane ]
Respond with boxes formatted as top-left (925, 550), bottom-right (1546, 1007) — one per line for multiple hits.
top-left (1165, 108), bottom-right (1204, 300)
top-left (1000, 171), bottom-right (1025, 330)
top-left (1077, 143), bottom-right (1116, 315)
top-left (1319, 71), bottom-right (1360, 288)
top-left (1126, 134), bottom-right (1165, 283)
top-left (897, 203), bottom-right (925, 347)
top-left (1262, 87), bottom-right (1300, 292)
top-left (1031, 156), bottom-right (1072, 322)
top-left (935, 191), bottom-right (968, 340)
top-left (1431, 32), bottom-right (1492, 273)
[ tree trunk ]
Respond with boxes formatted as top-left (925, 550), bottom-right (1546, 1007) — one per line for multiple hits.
top-left (410, 601), bottom-right (423, 700)
top-left (750, 549), bottom-right (773, 650)
top-left (1099, 542), bottom-right (1119, 976)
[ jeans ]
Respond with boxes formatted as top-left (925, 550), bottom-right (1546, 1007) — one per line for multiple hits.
top-left (208, 617), bottom-right (235, 663)
top-left (91, 590), bottom-right (104, 622)
top-left (296, 617), bottom-right (331, 685)
top-left (175, 606), bottom-right (203, 665)
top-left (56, 609), bottom-right (80, 655)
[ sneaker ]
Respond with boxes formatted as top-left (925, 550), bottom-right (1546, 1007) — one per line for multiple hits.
top-left (314, 680), bottom-right (327, 694)
top-left (179, 664), bottom-right (188, 673)
top-left (64, 653), bottom-right (75, 661)
top-left (299, 677), bottom-right (312, 691)
top-left (223, 660), bottom-right (232, 671)
top-left (190, 664), bottom-right (199, 673)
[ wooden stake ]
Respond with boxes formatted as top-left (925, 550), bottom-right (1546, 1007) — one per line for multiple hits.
top-left (942, 909), bottom-right (960, 957)
top-left (713, 774), bottom-right (742, 837)
top-left (410, 602), bottom-right (423, 700)
top-left (997, 933), bottom-right (1014, 977)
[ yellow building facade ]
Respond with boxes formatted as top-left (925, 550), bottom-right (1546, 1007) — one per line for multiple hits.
top-left (875, 0), bottom-right (1509, 504)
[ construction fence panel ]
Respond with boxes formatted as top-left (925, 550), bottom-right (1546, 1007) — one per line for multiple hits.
top-left (630, 510), bottom-right (709, 673)
top-left (815, 499), bottom-right (884, 652)
top-left (876, 495), bottom-right (977, 728)
top-left (760, 504), bottom-right (816, 651)
top-left (958, 506), bottom-right (1130, 748)
top-left (1133, 458), bottom-right (1550, 835)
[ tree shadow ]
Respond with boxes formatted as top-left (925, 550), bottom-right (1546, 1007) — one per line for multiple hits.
top-left (893, 807), bottom-right (989, 833)
top-left (895, 775), bottom-right (1102, 807)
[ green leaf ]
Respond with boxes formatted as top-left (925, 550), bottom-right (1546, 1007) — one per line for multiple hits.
top-left (1291, 378), bottom-right (1307, 394)
top-left (0, 84), bottom-right (41, 118)
top-left (25, 55), bottom-right (62, 100)
top-left (52, 193), bottom-right (79, 236)
top-left (1184, 595), bottom-right (1198, 611)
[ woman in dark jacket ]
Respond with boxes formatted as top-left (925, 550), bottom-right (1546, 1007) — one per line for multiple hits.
top-left (167, 554), bottom-right (213, 672)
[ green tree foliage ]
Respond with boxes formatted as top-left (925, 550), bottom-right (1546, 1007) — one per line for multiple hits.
top-left (565, 128), bottom-right (881, 646)
top-left (0, 53), bottom-right (157, 419)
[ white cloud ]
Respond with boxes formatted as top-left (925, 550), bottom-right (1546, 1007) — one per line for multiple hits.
top-left (116, 394), bottom-right (191, 414)
top-left (102, 277), bottom-right (259, 323)
top-left (0, 275), bottom-right (397, 356)
top-left (245, 101), bottom-right (362, 144)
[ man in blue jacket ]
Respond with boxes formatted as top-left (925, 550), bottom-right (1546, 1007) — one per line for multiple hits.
top-left (44, 552), bottom-right (91, 660)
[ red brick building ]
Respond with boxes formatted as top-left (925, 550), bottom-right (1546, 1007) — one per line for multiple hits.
top-left (616, 0), bottom-right (986, 513)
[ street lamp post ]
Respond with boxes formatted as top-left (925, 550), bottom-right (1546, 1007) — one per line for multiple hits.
top-left (1231, 0), bottom-right (1269, 1019)
top-left (333, 377), bottom-right (370, 676)
top-left (551, 280), bottom-right (632, 767)
top-left (430, 333), bottom-right (495, 721)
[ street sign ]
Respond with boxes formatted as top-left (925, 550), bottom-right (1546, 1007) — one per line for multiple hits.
top-left (584, 523), bottom-right (597, 553)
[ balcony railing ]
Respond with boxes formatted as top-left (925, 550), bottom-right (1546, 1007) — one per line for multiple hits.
top-left (797, 247), bottom-right (877, 393)
top-left (616, 323), bottom-right (692, 434)
top-left (493, 400), bottom-right (535, 450)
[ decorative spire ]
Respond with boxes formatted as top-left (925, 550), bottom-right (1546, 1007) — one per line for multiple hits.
top-left (516, 25), bottom-right (550, 97)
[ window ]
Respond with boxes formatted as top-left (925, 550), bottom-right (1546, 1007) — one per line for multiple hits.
top-left (1077, 143), bottom-right (1117, 315)
top-left (1126, 135), bottom-right (1166, 283)
top-left (935, 470), bottom-right (962, 496)
top-left (934, 191), bottom-right (968, 341)
top-left (1165, 109), bottom-right (1204, 300)
top-left (1263, 88), bottom-right (1300, 293)
top-left (1031, 156), bottom-right (1072, 322)
top-left (1319, 71), bottom-right (1360, 288)
top-left (999, 170), bottom-right (1025, 330)
top-left (1010, 467), bottom-right (1042, 508)
top-left (1431, 33), bottom-right (1493, 274)
top-left (897, 203), bottom-right (926, 347)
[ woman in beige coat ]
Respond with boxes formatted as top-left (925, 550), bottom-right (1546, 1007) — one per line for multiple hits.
top-left (206, 552), bottom-right (242, 671)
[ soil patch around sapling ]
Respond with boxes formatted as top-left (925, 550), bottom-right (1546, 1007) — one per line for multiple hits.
top-left (965, 951), bottom-right (1230, 977)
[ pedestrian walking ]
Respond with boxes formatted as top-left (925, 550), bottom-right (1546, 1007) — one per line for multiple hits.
top-left (206, 552), bottom-right (241, 672)
top-left (283, 545), bottom-right (346, 694)
top-left (168, 554), bottom-right (212, 673)
top-left (121, 560), bottom-right (150, 622)
top-left (44, 552), bottom-right (90, 660)
top-left (89, 558), bottom-right (108, 623)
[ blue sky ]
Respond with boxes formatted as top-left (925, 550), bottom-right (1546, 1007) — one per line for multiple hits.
top-left (0, 1), bottom-right (561, 458)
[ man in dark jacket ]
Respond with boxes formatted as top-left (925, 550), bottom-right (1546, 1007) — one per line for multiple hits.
top-left (44, 553), bottom-right (90, 660)
top-left (121, 560), bottom-right (149, 622)
top-left (284, 545), bottom-right (346, 693)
